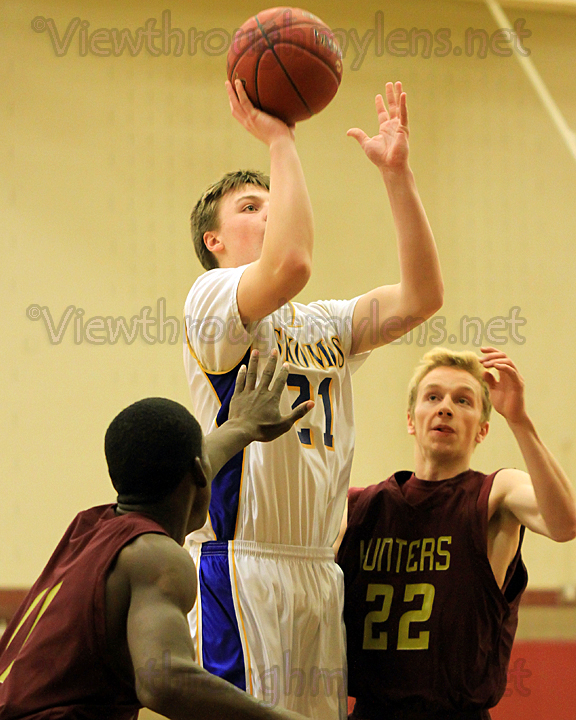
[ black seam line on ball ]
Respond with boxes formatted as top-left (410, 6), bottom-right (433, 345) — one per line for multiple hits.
top-left (255, 14), bottom-right (313, 117)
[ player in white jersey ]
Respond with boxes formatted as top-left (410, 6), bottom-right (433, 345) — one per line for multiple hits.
top-left (183, 80), bottom-right (444, 719)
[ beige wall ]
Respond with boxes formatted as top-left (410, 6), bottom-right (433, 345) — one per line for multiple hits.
top-left (2, 0), bottom-right (576, 596)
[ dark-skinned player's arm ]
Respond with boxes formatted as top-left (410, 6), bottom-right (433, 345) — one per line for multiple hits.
top-left (123, 535), bottom-right (305, 720)
top-left (123, 351), bottom-right (312, 719)
top-left (203, 349), bottom-right (314, 480)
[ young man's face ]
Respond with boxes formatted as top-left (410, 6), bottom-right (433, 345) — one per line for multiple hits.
top-left (407, 366), bottom-right (488, 464)
top-left (204, 185), bottom-right (269, 268)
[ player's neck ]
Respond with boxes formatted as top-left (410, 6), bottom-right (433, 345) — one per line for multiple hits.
top-left (413, 452), bottom-right (471, 482)
top-left (115, 501), bottom-right (188, 545)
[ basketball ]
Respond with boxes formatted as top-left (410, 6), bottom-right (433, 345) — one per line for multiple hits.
top-left (227, 7), bottom-right (343, 125)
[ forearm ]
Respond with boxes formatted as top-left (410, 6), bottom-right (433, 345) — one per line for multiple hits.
top-left (204, 419), bottom-right (252, 481)
top-left (509, 414), bottom-right (576, 541)
top-left (140, 661), bottom-right (302, 720)
top-left (382, 165), bottom-right (443, 318)
top-left (260, 136), bottom-right (314, 285)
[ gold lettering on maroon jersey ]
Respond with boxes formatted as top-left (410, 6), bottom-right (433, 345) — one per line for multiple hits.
top-left (362, 538), bottom-right (382, 571)
top-left (395, 539), bottom-right (408, 572)
top-left (363, 584), bottom-right (393, 650)
top-left (359, 536), bottom-right (453, 574)
top-left (420, 538), bottom-right (436, 571)
top-left (436, 536), bottom-right (451, 570)
top-left (363, 582), bottom-right (436, 651)
top-left (406, 540), bottom-right (421, 572)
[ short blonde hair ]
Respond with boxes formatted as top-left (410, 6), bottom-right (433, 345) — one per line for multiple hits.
top-left (407, 348), bottom-right (492, 423)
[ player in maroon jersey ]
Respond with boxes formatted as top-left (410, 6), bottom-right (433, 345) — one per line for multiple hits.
top-left (337, 346), bottom-right (576, 720)
top-left (0, 351), bottom-right (312, 720)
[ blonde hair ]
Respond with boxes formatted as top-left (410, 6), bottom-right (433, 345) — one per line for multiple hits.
top-left (407, 348), bottom-right (492, 423)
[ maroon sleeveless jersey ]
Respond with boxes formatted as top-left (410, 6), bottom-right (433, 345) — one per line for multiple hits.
top-left (337, 470), bottom-right (528, 720)
top-left (0, 504), bottom-right (168, 719)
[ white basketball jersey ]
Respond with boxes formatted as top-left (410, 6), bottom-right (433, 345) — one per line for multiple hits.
top-left (183, 265), bottom-right (367, 548)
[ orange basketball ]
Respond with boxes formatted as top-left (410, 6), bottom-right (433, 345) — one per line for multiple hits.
top-left (227, 7), bottom-right (343, 125)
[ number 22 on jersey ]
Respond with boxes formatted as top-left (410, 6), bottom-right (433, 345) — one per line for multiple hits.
top-left (363, 582), bottom-right (435, 651)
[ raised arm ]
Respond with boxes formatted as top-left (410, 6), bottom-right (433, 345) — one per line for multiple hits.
top-left (482, 347), bottom-right (576, 542)
top-left (121, 534), bottom-right (305, 720)
top-left (203, 350), bottom-right (314, 481)
top-left (348, 82), bottom-right (443, 355)
top-left (226, 80), bottom-right (314, 325)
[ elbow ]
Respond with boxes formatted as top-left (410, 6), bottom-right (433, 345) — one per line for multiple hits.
top-left (552, 524), bottom-right (576, 543)
top-left (407, 281), bottom-right (444, 325)
top-left (549, 513), bottom-right (576, 542)
top-left (136, 668), bottom-right (199, 717)
top-left (294, 255), bottom-right (312, 291)
top-left (422, 280), bottom-right (444, 319)
top-left (136, 670), bottom-right (177, 716)
top-left (137, 683), bottom-right (170, 716)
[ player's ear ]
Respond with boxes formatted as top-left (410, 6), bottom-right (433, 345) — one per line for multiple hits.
top-left (204, 230), bottom-right (223, 254)
top-left (407, 411), bottom-right (416, 436)
top-left (475, 421), bottom-right (489, 444)
top-left (192, 456), bottom-right (208, 488)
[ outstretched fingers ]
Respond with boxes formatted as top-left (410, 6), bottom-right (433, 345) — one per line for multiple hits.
top-left (243, 349), bottom-right (260, 391)
top-left (259, 350), bottom-right (279, 391)
top-left (384, 82), bottom-right (397, 116)
top-left (385, 82), bottom-right (408, 128)
top-left (347, 127), bottom-right (369, 146)
top-left (375, 93), bottom-right (389, 124)
top-left (286, 400), bottom-right (314, 425)
top-left (233, 364), bottom-right (248, 395)
top-left (271, 363), bottom-right (313, 425)
top-left (233, 349), bottom-right (279, 398)
top-left (400, 90), bottom-right (408, 128)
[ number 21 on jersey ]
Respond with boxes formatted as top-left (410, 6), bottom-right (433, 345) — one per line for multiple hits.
top-left (287, 373), bottom-right (334, 450)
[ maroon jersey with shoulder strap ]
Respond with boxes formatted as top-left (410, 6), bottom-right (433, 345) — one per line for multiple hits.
top-left (337, 470), bottom-right (527, 720)
top-left (0, 504), bottom-right (168, 720)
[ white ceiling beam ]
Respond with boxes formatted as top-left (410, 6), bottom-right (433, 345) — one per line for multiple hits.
top-left (451, 0), bottom-right (576, 14)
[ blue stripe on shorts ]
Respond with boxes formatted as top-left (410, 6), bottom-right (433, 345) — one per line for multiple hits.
top-left (199, 541), bottom-right (246, 690)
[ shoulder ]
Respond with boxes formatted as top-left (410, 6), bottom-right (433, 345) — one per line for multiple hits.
top-left (489, 468), bottom-right (531, 502)
top-left (302, 296), bottom-right (368, 362)
top-left (303, 297), bottom-right (359, 331)
top-left (487, 468), bottom-right (530, 525)
top-left (348, 476), bottom-right (399, 521)
top-left (185, 266), bottom-right (248, 312)
top-left (185, 266), bottom-right (253, 369)
top-left (115, 533), bottom-right (197, 611)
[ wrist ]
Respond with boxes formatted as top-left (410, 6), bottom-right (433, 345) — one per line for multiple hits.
top-left (269, 133), bottom-right (296, 153)
top-left (379, 163), bottom-right (413, 183)
top-left (507, 412), bottom-right (535, 434)
top-left (223, 416), bottom-right (256, 446)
